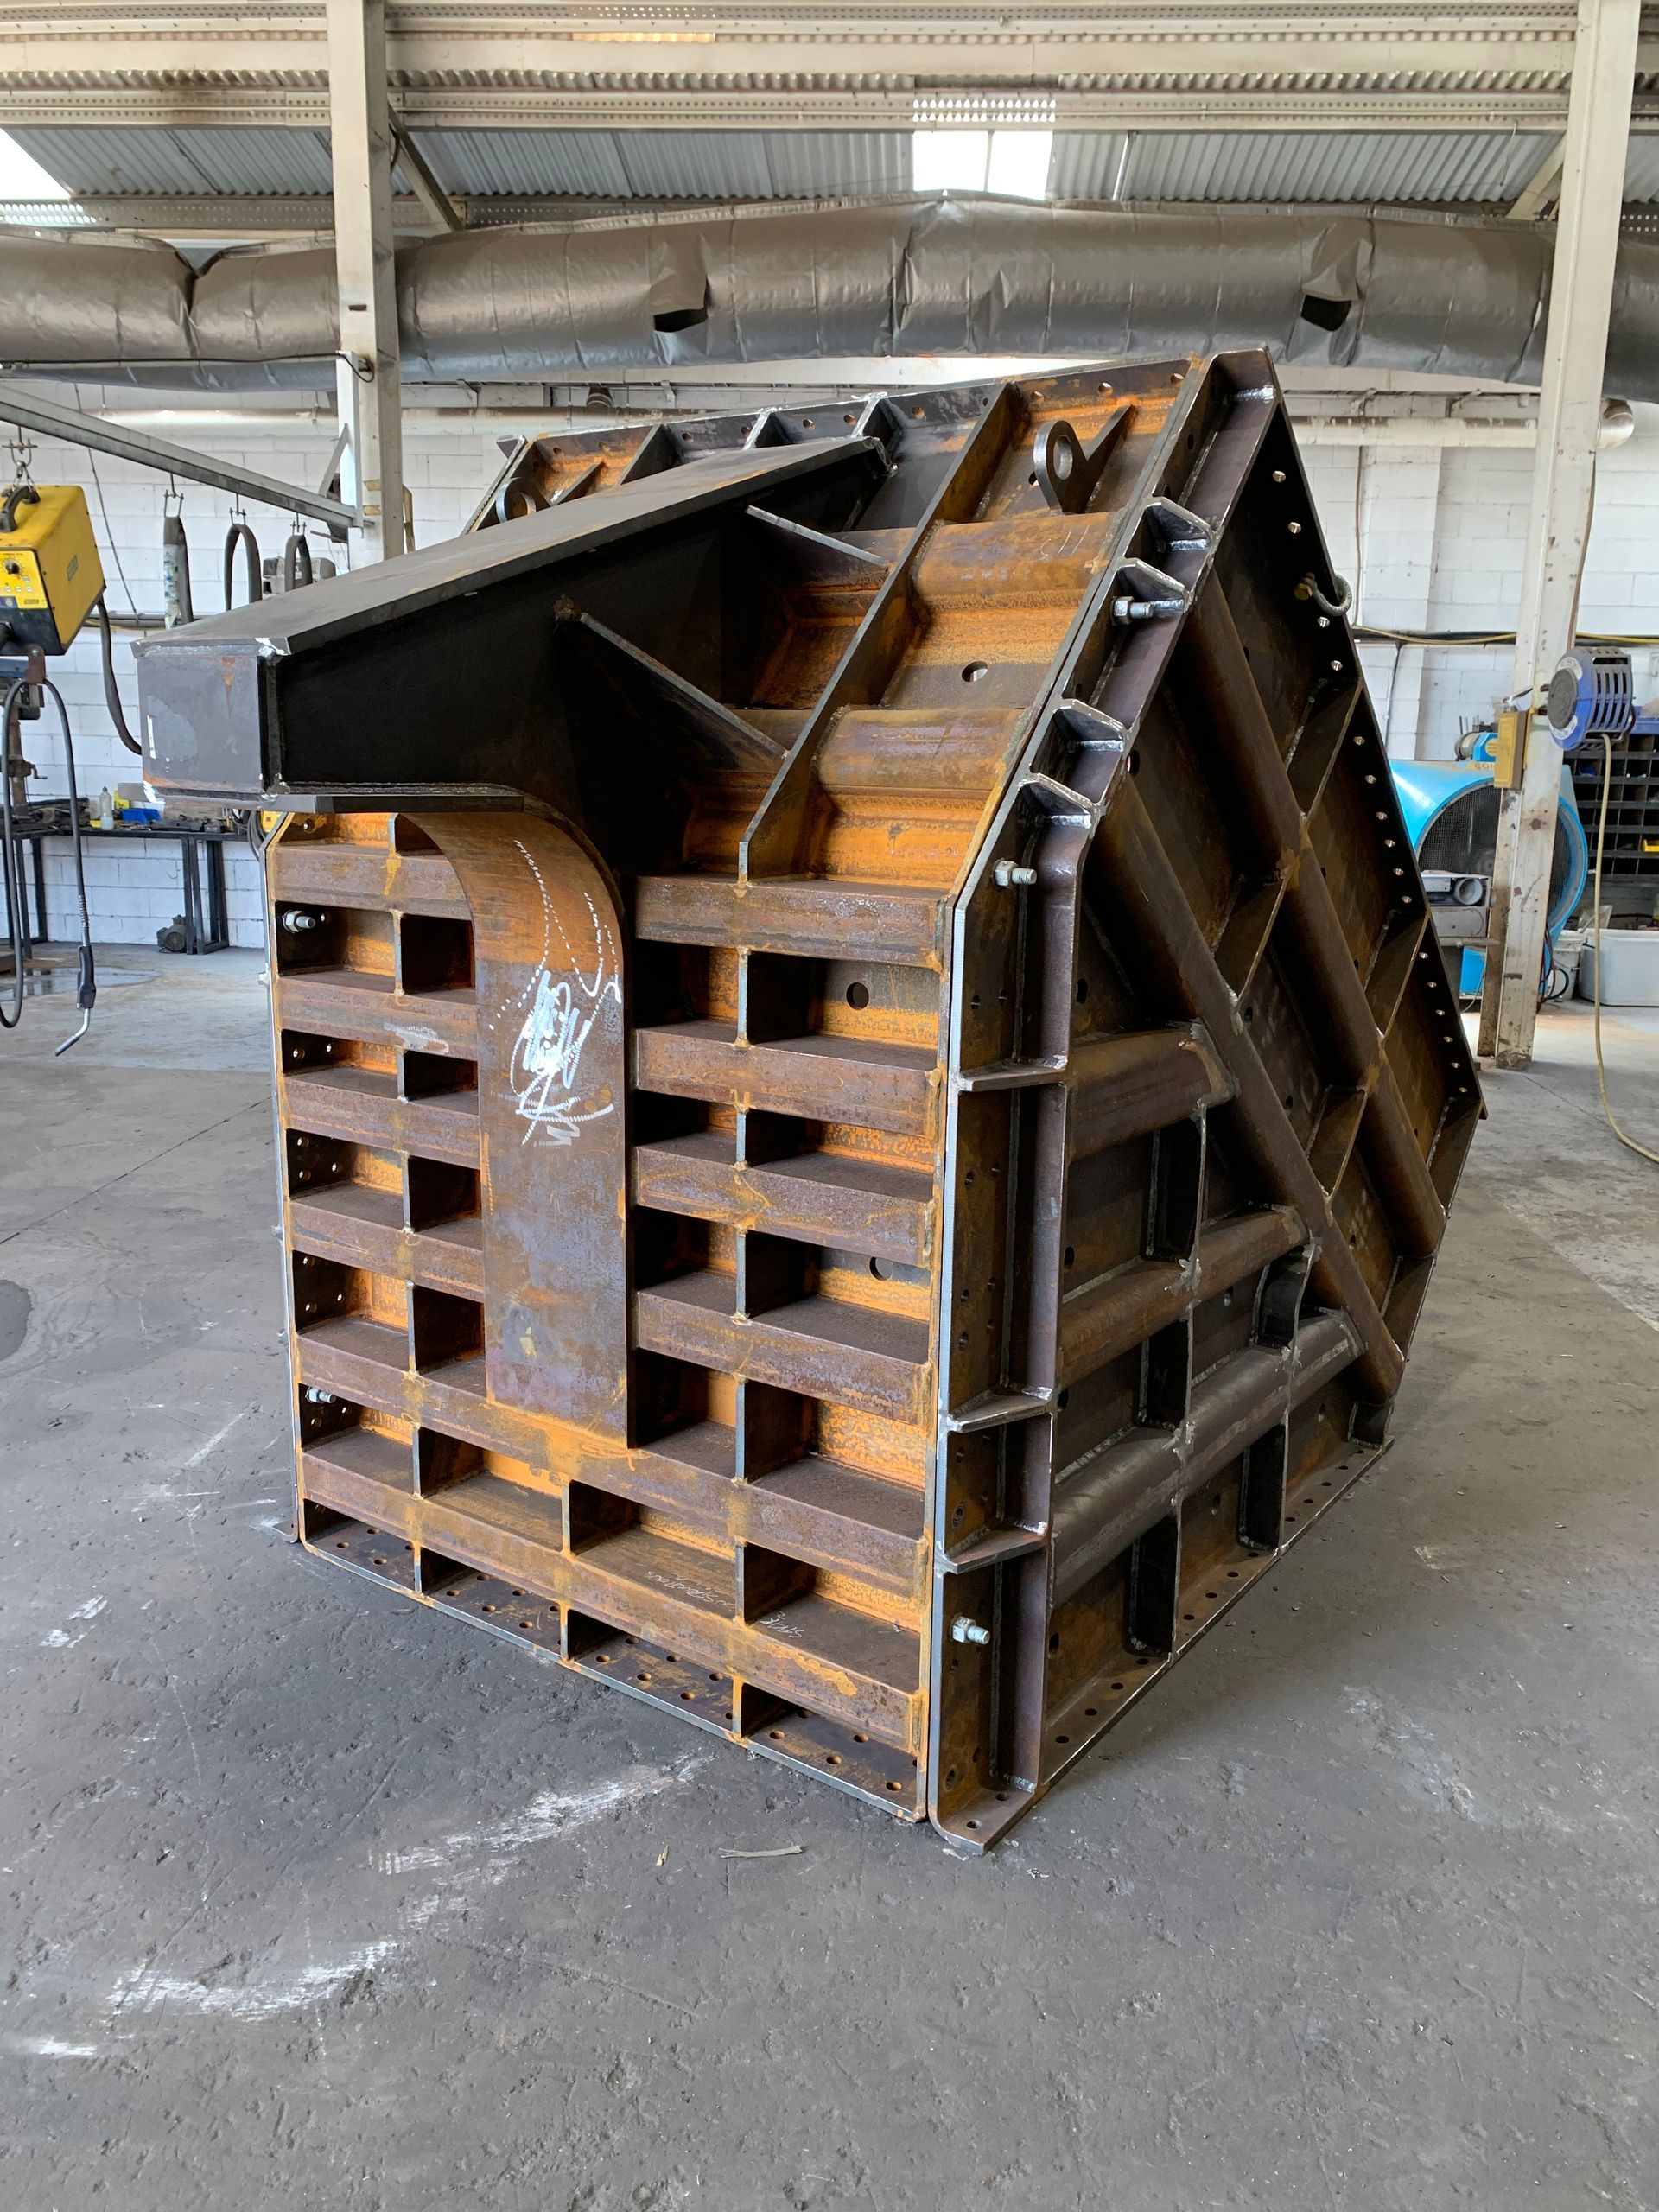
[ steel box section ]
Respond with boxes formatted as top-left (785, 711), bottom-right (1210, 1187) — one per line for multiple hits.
top-left (135, 354), bottom-right (1480, 1847)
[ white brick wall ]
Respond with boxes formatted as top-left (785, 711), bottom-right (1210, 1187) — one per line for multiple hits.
top-left (13, 414), bottom-right (1659, 941)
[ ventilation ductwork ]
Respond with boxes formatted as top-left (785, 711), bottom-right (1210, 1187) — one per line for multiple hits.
top-left (3, 196), bottom-right (1657, 397)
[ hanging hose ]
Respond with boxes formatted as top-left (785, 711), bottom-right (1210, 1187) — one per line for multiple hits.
top-left (94, 593), bottom-right (143, 756)
top-left (223, 517), bottom-right (262, 610)
top-left (1589, 728), bottom-right (1659, 1167)
top-left (283, 530), bottom-right (313, 592)
top-left (1, 664), bottom-right (97, 1051)
top-left (161, 505), bottom-right (194, 626)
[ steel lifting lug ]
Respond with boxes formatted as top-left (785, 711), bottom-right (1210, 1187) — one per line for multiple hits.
top-left (1294, 571), bottom-right (1353, 618)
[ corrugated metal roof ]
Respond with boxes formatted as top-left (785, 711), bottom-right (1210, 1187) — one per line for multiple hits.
top-left (12, 117), bottom-right (1659, 213)
top-left (1050, 130), bottom-right (1561, 206)
top-left (11, 123), bottom-right (909, 205)
top-left (424, 129), bottom-right (910, 201)
top-left (11, 125), bottom-right (335, 197)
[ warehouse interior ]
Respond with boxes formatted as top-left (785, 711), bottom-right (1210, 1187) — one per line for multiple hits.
top-left (2, 7), bottom-right (1657, 2208)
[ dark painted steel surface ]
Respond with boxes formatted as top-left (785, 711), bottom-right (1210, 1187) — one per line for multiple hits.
top-left (137, 355), bottom-right (1480, 1845)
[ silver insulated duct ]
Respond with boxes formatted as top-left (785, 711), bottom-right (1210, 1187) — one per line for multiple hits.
top-left (3, 196), bottom-right (1657, 396)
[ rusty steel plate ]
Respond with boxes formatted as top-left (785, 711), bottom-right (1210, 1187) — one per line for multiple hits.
top-left (136, 354), bottom-right (1480, 1847)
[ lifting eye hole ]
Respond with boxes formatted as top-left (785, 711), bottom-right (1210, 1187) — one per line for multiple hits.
top-left (845, 981), bottom-right (870, 1010)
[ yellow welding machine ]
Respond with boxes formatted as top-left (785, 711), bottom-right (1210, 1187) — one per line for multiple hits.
top-left (0, 483), bottom-right (106, 655)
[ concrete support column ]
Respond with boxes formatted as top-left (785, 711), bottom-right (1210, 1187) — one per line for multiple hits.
top-left (327, 0), bottom-right (405, 563)
top-left (1480, 0), bottom-right (1640, 1065)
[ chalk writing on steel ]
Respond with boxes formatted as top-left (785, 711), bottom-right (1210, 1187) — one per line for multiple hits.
top-left (510, 880), bottom-right (621, 1144)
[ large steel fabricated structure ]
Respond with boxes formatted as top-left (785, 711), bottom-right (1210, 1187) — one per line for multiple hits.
top-left (136, 355), bottom-right (1478, 1848)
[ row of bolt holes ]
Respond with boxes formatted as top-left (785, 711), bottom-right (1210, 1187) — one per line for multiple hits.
top-left (336, 1483), bottom-right (1344, 1780)
top-left (327, 1542), bottom-right (904, 1790)
top-left (588, 1637), bottom-right (907, 1796)
top-left (1039, 1489), bottom-right (1337, 1752)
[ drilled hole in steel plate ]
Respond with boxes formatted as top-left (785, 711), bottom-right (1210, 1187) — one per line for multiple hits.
top-left (1084, 1707), bottom-right (1097, 1719)
top-left (912, 404), bottom-right (925, 419)
top-left (680, 1689), bottom-right (693, 1700)
top-left (1286, 1516), bottom-right (1297, 1526)
top-left (1109, 1681), bottom-right (1123, 1691)
top-left (769, 1730), bottom-right (784, 1740)
top-left (801, 416), bottom-right (814, 428)
top-left (853, 1733), bottom-right (868, 1744)
top-left (595, 1653), bottom-right (611, 1662)
top-left (845, 980), bottom-right (870, 1009)
top-left (1064, 1246), bottom-right (1075, 1268)
top-left (1047, 1634), bottom-right (1059, 1655)
top-left (334, 1540), bottom-right (346, 1549)
top-left (1205, 1591), bottom-right (1217, 1599)
top-left (723, 1710), bottom-right (733, 1723)
top-left (636, 1672), bottom-right (651, 1684)
top-left (1182, 1612), bottom-right (1195, 1621)
top-left (708, 1671), bottom-right (721, 1681)
top-left (1228, 1569), bottom-right (1239, 1578)
top-left (885, 1779), bottom-right (903, 1793)
top-left (843, 412), bottom-right (855, 423)
top-left (962, 661), bottom-right (988, 683)
top-left (1076, 976), bottom-right (1089, 1003)
top-left (519, 1619), bottom-right (532, 1630)
top-left (372, 1555), bottom-right (387, 1567)
top-left (966, 1820), bottom-right (980, 1831)
top-left (481, 1603), bottom-right (497, 1613)
top-left (869, 1257), bottom-right (892, 1281)
top-left (1321, 1478), bottom-right (1332, 1487)
top-left (826, 1754), bottom-right (842, 1767)
top-left (664, 1653), bottom-right (677, 1662)
top-left (1055, 1734), bottom-right (1070, 1745)
top-left (511, 1587), bottom-right (524, 1597)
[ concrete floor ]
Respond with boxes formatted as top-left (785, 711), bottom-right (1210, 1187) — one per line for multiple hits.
top-left (3, 948), bottom-right (1657, 2212)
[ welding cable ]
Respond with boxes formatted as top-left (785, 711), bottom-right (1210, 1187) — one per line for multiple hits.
top-left (94, 594), bottom-right (143, 756)
top-left (1588, 728), bottom-right (1659, 1168)
top-left (0, 681), bottom-right (26, 1029)
top-left (0, 671), bottom-right (99, 1050)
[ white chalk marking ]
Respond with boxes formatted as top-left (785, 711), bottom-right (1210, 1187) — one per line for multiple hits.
top-left (183, 1408), bottom-right (249, 1468)
top-left (109, 1941), bottom-right (393, 2023)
